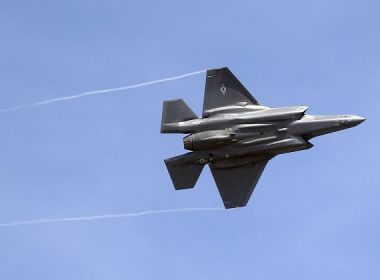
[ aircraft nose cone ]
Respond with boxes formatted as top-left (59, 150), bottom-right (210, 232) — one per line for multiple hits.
top-left (339, 115), bottom-right (366, 128)
top-left (350, 115), bottom-right (366, 126)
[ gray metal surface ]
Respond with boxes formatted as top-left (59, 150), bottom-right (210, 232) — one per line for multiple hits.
top-left (161, 67), bottom-right (365, 209)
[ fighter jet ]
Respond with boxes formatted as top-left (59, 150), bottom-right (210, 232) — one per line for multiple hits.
top-left (160, 67), bottom-right (365, 209)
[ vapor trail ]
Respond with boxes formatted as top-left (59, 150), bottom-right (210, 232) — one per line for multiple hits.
top-left (0, 207), bottom-right (222, 228)
top-left (0, 69), bottom-right (206, 113)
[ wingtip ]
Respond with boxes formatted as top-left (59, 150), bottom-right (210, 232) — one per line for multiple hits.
top-left (207, 66), bottom-right (230, 74)
top-left (223, 201), bottom-right (247, 209)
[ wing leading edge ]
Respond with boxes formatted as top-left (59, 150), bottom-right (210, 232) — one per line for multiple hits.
top-left (209, 160), bottom-right (269, 209)
top-left (203, 67), bottom-right (260, 117)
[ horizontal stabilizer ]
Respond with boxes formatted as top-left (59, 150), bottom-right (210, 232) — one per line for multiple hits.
top-left (165, 154), bottom-right (204, 190)
top-left (161, 99), bottom-right (198, 133)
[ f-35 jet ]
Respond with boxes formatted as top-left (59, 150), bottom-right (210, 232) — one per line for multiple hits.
top-left (161, 67), bottom-right (365, 209)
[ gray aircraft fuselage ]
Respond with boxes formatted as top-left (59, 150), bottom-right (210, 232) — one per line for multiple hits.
top-left (161, 67), bottom-right (365, 208)
top-left (163, 104), bottom-right (364, 168)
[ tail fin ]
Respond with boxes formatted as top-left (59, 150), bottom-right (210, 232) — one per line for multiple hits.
top-left (161, 99), bottom-right (198, 133)
top-left (164, 153), bottom-right (204, 190)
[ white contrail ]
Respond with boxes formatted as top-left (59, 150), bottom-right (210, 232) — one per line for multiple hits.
top-left (0, 207), bottom-right (222, 228)
top-left (0, 69), bottom-right (206, 113)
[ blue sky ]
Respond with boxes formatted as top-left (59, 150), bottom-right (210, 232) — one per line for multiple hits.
top-left (0, 0), bottom-right (378, 279)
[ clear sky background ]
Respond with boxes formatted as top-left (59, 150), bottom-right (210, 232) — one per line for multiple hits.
top-left (0, 0), bottom-right (378, 279)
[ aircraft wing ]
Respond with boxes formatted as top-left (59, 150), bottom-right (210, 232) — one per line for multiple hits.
top-left (203, 67), bottom-right (260, 117)
top-left (209, 160), bottom-right (269, 209)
